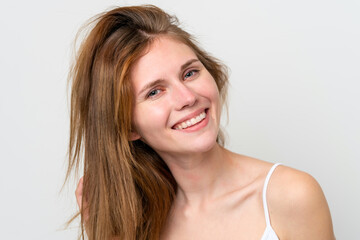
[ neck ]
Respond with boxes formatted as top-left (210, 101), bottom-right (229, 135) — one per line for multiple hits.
top-left (159, 144), bottom-right (233, 208)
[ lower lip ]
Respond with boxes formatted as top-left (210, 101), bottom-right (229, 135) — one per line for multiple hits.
top-left (175, 110), bottom-right (209, 133)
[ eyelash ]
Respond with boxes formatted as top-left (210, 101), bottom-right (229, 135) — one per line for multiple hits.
top-left (184, 69), bottom-right (199, 80)
top-left (147, 89), bottom-right (161, 98)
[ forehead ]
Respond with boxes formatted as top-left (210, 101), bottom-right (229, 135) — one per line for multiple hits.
top-left (130, 36), bottom-right (198, 86)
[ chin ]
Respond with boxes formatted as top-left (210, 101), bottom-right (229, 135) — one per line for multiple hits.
top-left (187, 131), bottom-right (219, 153)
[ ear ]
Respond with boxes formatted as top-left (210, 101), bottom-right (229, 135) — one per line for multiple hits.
top-left (129, 131), bottom-right (141, 141)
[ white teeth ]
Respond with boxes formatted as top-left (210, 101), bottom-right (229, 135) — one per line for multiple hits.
top-left (175, 111), bottom-right (206, 130)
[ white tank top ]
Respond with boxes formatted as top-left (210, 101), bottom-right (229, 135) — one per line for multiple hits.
top-left (260, 163), bottom-right (281, 240)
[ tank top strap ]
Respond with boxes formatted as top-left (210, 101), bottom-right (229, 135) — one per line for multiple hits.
top-left (262, 163), bottom-right (282, 226)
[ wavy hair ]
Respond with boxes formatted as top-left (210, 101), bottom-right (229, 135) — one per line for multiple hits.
top-left (66, 5), bottom-right (228, 240)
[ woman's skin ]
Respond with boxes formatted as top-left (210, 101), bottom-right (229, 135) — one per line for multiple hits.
top-left (76, 36), bottom-right (335, 239)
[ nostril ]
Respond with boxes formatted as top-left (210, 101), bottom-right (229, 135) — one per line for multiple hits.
top-left (179, 98), bottom-right (197, 110)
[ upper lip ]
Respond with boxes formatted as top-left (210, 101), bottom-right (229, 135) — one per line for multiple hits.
top-left (172, 108), bottom-right (207, 128)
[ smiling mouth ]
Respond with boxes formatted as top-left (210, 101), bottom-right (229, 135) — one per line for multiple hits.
top-left (174, 110), bottom-right (207, 130)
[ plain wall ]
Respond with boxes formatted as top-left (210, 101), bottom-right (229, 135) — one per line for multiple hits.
top-left (0, 0), bottom-right (358, 239)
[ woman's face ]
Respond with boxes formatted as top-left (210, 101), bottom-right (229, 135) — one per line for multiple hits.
top-left (130, 36), bottom-right (220, 158)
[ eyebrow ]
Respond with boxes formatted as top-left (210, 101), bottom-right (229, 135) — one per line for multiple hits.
top-left (137, 59), bottom-right (200, 96)
top-left (180, 58), bottom-right (200, 72)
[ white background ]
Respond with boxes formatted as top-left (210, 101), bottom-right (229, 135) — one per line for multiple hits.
top-left (0, 0), bottom-right (359, 239)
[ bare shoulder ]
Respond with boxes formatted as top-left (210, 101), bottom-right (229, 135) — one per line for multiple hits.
top-left (267, 165), bottom-right (335, 239)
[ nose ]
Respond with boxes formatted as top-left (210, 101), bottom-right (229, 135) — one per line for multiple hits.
top-left (173, 82), bottom-right (197, 110)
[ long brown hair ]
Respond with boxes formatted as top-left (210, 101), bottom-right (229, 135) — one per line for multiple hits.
top-left (66, 5), bottom-right (228, 240)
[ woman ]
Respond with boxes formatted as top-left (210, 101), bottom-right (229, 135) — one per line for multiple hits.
top-left (67, 5), bottom-right (335, 240)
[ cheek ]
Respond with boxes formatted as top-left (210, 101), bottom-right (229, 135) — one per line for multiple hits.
top-left (197, 76), bottom-right (220, 103)
top-left (198, 77), bottom-right (221, 119)
top-left (133, 102), bottom-right (170, 137)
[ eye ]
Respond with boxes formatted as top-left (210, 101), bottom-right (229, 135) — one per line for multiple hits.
top-left (147, 89), bottom-right (161, 98)
top-left (184, 70), bottom-right (199, 80)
